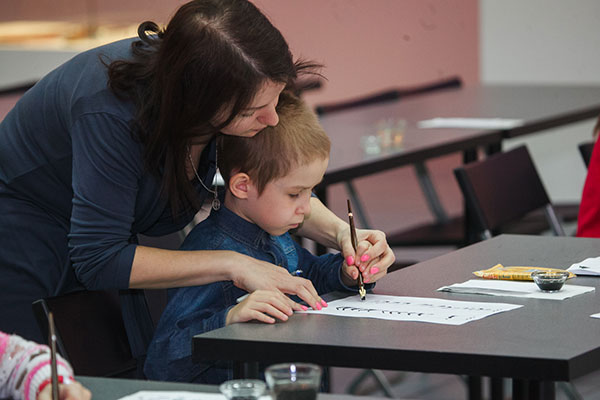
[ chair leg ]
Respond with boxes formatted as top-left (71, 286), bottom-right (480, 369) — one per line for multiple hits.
top-left (344, 181), bottom-right (372, 229)
top-left (414, 162), bottom-right (449, 224)
top-left (557, 382), bottom-right (583, 400)
top-left (346, 369), bottom-right (396, 398)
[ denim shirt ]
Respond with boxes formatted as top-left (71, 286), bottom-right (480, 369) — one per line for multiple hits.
top-left (144, 206), bottom-right (365, 383)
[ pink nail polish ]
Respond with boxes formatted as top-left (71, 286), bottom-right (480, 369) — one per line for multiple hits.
top-left (371, 267), bottom-right (379, 274)
top-left (301, 305), bottom-right (308, 311)
top-left (346, 256), bottom-right (354, 265)
top-left (364, 277), bottom-right (370, 283)
top-left (360, 254), bottom-right (370, 262)
top-left (315, 303), bottom-right (322, 310)
top-left (321, 299), bottom-right (328, 307)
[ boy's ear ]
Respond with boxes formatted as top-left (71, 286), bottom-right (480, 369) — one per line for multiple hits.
top-left (229, 172), bottom-right (252, 199)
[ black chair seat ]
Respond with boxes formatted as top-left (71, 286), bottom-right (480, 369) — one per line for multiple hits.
top-left (33, 290), bottom-right (139, 378)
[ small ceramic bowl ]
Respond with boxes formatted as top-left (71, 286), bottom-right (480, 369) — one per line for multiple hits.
top-left (219, 379), bottom-right (266, 400)
top-left (531, 270), bottom-right (569, 292)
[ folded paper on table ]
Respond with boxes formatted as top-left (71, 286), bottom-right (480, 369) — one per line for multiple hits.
top-left (473, 264), bottom-right (575, 281)
top-left (118, 392), bottom-right (270, 400)
top-left (438, 279), bottom-right (594, 300)
top-left (568, 256), bottom-right (600, 276)
top-left (298, 294), bottom-right (522, 326)
top-left (417, 117), bottom-right (524, 129)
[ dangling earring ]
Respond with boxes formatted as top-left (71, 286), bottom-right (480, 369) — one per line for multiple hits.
top-left (187, 145), bottom-right (220, 211)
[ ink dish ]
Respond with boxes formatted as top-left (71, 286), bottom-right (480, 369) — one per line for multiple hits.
top-left (531, 270), bottom-right (569, 292)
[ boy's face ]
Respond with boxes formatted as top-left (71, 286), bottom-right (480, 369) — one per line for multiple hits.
top-left (245, 157), bottom-right (329, 236)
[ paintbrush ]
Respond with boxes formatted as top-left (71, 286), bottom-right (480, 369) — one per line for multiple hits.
top-left (48, 312), bottom-right (59, 400)
top-left (347, 199), bottom-right (366, 301)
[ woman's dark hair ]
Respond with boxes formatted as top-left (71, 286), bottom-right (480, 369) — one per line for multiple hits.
top-left (107, 0), bottom-right (320, 214)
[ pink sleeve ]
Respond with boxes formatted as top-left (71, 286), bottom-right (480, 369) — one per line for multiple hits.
top-left (0, 332), bottom-right (74, 400)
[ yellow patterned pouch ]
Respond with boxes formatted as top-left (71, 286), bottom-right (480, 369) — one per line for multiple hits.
top-left (473, 263), bottom-right (575, 281)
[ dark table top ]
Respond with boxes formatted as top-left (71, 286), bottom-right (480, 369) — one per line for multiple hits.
top-left (320, 84), bottom-right (600, 185)
top-left (193, 234), bottom-right (600, 382)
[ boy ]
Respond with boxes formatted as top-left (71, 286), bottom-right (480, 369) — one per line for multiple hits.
top-left (144, 92), bottom-right (376, 383)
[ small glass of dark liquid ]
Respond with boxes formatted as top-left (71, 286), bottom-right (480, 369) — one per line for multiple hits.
top-left (531, 270), bottom-right (569, 292)
top-left (266, 363), bottom-right (322, 400)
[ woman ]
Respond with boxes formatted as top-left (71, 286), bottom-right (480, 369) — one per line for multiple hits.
top-left (0, 0), bottom-right (394, 348)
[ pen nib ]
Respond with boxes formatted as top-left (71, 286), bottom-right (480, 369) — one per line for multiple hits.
top-left (359, 286), bottom-right (366, 301)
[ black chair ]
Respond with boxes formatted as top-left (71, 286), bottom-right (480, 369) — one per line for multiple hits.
top-left (579, 141), bottom-right (595, 168)
top-left (453, 145), bottom-right (565, 242)
top-left (32, 290), bottom-right (139, 378)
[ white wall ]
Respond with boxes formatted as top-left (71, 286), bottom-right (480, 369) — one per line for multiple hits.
top-left (480, 0), bottom-right (600, 203)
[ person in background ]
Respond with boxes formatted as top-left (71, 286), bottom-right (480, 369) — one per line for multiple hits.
top-left (145, 92), bottom-right (388, 383)
top-left (0, 331), bottom-right (91, 400)
top-left (0, 0), bottom-right (394, 365)
top-left (576, 116), bottom-right (600, 237)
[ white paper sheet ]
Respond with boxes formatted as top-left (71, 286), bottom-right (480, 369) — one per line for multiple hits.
top-left (417, 117), bottom-right (524, 129)
top-left (298, 294), bottom-right (521, 325)
top-left (568, 256), bottom-right (600, 276)
top-left (591, 313), bottom-right (600, 319)
top-left (118, 392), bottom-right (269, 400)
top-left (438, 279), bottom-right (595, 300)
top-left (118, 392), bottom-right (224, 400)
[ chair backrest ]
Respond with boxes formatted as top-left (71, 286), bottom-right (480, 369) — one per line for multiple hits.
top-left (314, 76), bottom-right (462, 116)
top-left (32, 290), bottom-right (138, 378)
top-left (453, 146), bottom-right (565, 240)
top-left (578, 141), bottom-right (595, 168)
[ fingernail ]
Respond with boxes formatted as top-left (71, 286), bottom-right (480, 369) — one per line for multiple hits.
top-left (316, 303), bottom-right (322, 310)
top-left (360, 254), bottom-right (370, 262)
top-left (371, 267), bottom-right (379, 274)
top-left (364, 277), bottom-right (370, 283)
top-left (301, 305), bottom-right (308, 311)
top-left (321, 299), bottom-right (328, 307)
top-left (346, 256), bottom-right (354, 265)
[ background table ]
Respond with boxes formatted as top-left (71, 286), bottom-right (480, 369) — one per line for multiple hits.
top-left (320, 84), bottom-right (600, 188)
top-left (193, 234), bottom-right (600, 400)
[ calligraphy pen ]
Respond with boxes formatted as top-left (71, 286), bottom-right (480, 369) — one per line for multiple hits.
top-left (347, 199), bottom-right (366, 301)
top-left (48, 312), bottom-right (59, 400)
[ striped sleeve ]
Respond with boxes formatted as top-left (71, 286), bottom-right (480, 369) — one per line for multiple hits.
top-left (0, 332), bottom-right (74, 400)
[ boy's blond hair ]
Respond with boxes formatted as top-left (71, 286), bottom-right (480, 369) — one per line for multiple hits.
top-left (217, 91), bottom-right (330, 194)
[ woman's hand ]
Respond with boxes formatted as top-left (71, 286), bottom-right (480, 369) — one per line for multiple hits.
top-left (230, 254), bottom-right (327, 311)
top-left (38, 381), bottom-right (92, 400)
top-left (338, 228), bottom-right (394, 284)
top-left (226, 289), bottom-right (305, 325)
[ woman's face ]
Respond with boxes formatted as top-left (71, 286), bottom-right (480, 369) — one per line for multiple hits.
top-left (218, 80), bottom-right (286, 137)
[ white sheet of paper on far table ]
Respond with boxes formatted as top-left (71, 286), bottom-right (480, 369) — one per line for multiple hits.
top-left (417, 117), bottom-right (524, 129)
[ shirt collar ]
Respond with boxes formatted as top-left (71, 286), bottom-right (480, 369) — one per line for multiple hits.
top-left (212, 204), bottom-right (271, 248)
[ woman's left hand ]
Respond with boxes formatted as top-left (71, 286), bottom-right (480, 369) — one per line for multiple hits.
top-left (338, 228), bottom-right (394, 284)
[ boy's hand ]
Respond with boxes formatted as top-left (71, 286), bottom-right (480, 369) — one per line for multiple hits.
top-left (226, 290), bottom-right (302, 325)
top-left (232, 254), bottom-right (326, 311)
